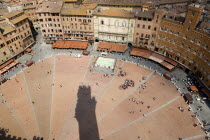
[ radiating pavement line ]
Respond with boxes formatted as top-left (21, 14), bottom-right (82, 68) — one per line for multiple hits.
top-left (183, 134), bottom-right (206, 140)
top-left (57, 56), bottom-right (94, 140)
top-left (76, 68), bottom-right (154, 139)
top-left (101, 96), bottom-right (181, 139)
top-left (49, 55), bottom-right (56, 139)
top-left (81, 56), bottom-right (94, 83)
top-left (97, 70), bottom-right (155, 123)
top-left (0, 93), bottom-right (30, 139)
top-left (22, 71), bottom-right (41, 137)
top-left (66, 60), bottom-right (126, 140)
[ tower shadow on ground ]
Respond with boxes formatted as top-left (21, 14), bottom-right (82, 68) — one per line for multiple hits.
top-left (75, 85), bottom-right (100, 140)
top-left (0, 128), bottom-right (43, 140)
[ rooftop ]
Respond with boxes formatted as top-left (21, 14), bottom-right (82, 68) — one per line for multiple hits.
top-left (0, 8), bottom-right (9, 16)
top-left (23, 4), bottom-right (38, 10)
top-left (135, 10), bottom-right (154, 19)
top-left (36, 1), bottom-right (63, 13)
top-left (21, 0), bottom-right (37, 5)
top-left (3, 10), bottom-right (24, 19)
top-left (10, 14), bottom-right (28, 24)
top-left (82, 0), bottom-right (142, 6)
top-left (93, 9), bottom-right (135, 18)
top-left (61, 3), bottom-right (97, 16)
top-left (189, 3), bottom-right (205, 9)
top-left (157, 0), bottom-right (190, 5)
top-left (97, 42), bottom-right (127, 53)
top-left (0, 21), bottom-right (15, 35)
top-left (63, 0), bottom-right (77, 3)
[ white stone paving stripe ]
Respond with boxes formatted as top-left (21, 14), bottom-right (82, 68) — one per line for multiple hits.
top-left (22, 71), bottom-right (41, 136)
top-left (49, 55), bottom-right (56, 138)
top-left (0, 94), bottom-right (30, 139)
top-left (101, 96), bottom-right (181, 139)
top-left (57, 56), bottom-right (94, 140)
top-left (98, 70), bottom-right (155, 123)
top-left (183, 134), bottom-right (206, 140)
top-left (75, 63), bottom-right (153, 139)
top-left (68, 60), bottom-right (126, 140)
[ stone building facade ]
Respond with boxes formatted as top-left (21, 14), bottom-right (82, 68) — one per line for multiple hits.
top-left (0, 10), bottom-right (34, 65)
top-left (155, 4), bottom-right (210, 87)
top-left (61, 3), bottom-right (97, 41)
top-left (22, 0), bottom-right (40, 30)
top-left (93, 8), bottom-right (135, 44)
top-left (133, 10), bottom-right (166, 50)
top-left (37, 1), bottom-right (97, 43)
top-left (37, 1), bottom-right (63, 43)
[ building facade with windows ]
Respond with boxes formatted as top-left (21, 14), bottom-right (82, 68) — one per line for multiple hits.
top-left (133, 10), bottom-right (166, 50)
top-left (93, 9), bottom-right (135, 44)
top-left (22, 0), bottom-right (40, 30)
top-left (37, 1), bottom-right (64, 43)
top-left (37, 1), bottom-right (97, 43)
top-left (0, 10), bottom-right (34, 65)
top-left (155, 4), bottom-right (210, 87)
top-left (60, 3), bottom-right (97, 41)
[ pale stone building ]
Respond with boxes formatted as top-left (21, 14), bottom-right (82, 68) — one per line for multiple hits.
top-left (93, 8), bottom-right (135, 45)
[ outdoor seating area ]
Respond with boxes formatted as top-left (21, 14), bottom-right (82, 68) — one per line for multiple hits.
top-left (183, 93), bottom-right (194, 104)
top-left (163, 72), bottom-right (173, 81)
top-left (25, 61), bottom-right (35, 67)
top-left (130, 48), bottom-right (178, 71)
top-left (189, 85), bottom-right (199, 93)
top-left (52, 41), bottom-right (88, 50)
top-left (0, 78), bottom-right (7, 85)
top-left (0, 59), bottom-right (19, 75)
top-left (97, 42), bottom-right (127, 53)
top-left (25, 48), bottom-right (33, 55)
top-left (82, 51), bottom-right (90, 56)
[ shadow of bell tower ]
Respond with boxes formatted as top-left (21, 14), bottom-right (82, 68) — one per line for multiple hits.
top-left (75, 85), bottom-right (100, 140)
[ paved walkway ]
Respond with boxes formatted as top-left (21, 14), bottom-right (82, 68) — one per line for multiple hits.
top-left (183, 134), bottom-right (206, 140)
top-left (0, 94), bottom-right (30, 139)
top-left (22, 72), bottom-right (40, 137)
top-left (1, 31), bottom-right (210, 137)
top-left (98, 70), bottom-right (155, 123)
top-left (49, 56), bottom-right (57, 138)
top-left (101, 96), bottom-right (181, 139)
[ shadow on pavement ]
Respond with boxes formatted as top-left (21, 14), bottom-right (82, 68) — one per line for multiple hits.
top-left (75, 85), bottom-right (100, 140)
top-left (0, 128), bottom-right (43, 140)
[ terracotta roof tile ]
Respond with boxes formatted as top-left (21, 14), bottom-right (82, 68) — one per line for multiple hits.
top-left (10, 15), bottom-right (28, 24)
top-left (36, 1), bottom-right (63, 13)
top-left (3, 10), bottom-right (23, 18)
top-left (23, 4), bottom-right (38, 10)
top-left (83, 0), bottom-right (142, 6)
top-left (135, 10), bottom-right (154, 19)
top-left (52, 41), bottom-right (88, 49)
top-left (97, 42), bottom-right (127, 53)
top-left (0, 22), bottom-right (15, 35)
top-left (61, 3), bottom-right (97, 16)
top-left (93, 9), bottom-right (135, 18)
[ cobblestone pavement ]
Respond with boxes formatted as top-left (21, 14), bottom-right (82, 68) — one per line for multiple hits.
top-left (2, 31), bottom-right (210, 134)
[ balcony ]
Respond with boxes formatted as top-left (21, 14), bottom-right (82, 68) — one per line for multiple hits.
top-left (81, 22), bottom-right (89, 25)
top-left (98, 31), bottom-right (127, 35)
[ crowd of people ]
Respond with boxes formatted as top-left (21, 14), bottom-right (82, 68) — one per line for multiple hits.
top-left (118, 70), bottom-right (127, 77)
top-left (120, 79), bottom-right (135, 90)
